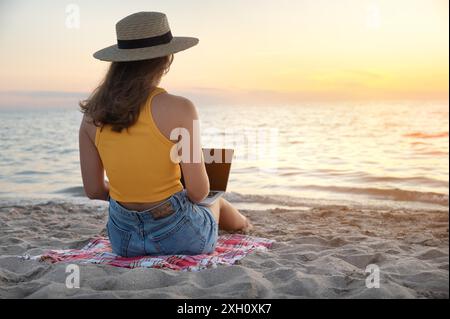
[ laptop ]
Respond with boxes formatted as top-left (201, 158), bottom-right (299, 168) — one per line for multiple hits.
top-left (180, 148), bottom-right (234, 206)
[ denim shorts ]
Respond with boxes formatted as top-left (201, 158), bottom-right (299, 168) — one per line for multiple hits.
top-left (107, 190), bottom-right (218, 257)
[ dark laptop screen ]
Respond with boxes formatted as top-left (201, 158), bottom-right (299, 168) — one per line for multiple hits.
top-left (180, 149), bottom-right (233, 191)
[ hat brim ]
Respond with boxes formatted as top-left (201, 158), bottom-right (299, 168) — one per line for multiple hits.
top-left (93, 37), bottom-right (199, 62)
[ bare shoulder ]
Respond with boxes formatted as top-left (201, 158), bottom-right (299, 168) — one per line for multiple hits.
top-left (79, 113), bottom-right (97, 142)
top-left (151, 92), bottom-right (199, 138)
top-left (153, 92), bottom-right (199, 127)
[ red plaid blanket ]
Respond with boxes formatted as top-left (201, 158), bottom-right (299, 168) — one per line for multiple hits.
top-left (31, 234), bottom-right (274, 271)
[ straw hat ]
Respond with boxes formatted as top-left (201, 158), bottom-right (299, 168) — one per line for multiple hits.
top-left (94, 12), bottom-right (198, 62)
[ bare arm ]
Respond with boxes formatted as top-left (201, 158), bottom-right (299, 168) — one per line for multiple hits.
top-left (78, 115), bottom-right (109, 201)
top-left (177, 99), bottom-right (210, 203)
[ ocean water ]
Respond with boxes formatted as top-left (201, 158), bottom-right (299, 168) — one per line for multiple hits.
top-left (0, 101), bottom-right (448, 210)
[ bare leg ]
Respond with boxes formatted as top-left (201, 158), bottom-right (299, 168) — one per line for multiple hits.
top-left (208, 197), bottom-right (252, 232)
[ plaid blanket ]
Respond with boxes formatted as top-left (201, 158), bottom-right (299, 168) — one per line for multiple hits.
top-left (29, 234), bottom-right (274, 271)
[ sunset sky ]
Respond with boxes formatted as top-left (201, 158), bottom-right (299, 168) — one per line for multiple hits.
top-left (0, 0), bottom-right (448, 106)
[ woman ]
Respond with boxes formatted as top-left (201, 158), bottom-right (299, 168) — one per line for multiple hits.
top-left (78, 12), bottom-right (251, 257)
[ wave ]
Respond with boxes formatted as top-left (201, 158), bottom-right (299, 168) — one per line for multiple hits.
top-left (54, 186), bottom-right (86, 197)
top-left (404, 131), bottom-right (449, 139)
top-left (56, 184), bottom-right (449, 208)
top-left (225, 192), bottom-right (310, 208)
top-left (352, 175), bottom-right (449, 188)
top-left (302, 185), bottom-right (449, 207)
top-left (15, 170), bottom-right (51, 176)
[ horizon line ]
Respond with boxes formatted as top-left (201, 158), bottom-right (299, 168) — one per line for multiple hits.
top-left (0, 88), bottom-right (448, 109)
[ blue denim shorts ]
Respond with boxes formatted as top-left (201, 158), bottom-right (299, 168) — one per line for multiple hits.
top-left (107, 190), bottom-right (218, 257)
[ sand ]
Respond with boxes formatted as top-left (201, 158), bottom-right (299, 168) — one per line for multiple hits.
top-left (0, 199), bottom-right (448, 299)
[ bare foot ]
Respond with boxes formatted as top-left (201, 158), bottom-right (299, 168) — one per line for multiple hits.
top-left (240, 217), bottom-right (253, 233)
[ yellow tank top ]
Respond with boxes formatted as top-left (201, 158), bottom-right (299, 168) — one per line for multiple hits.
top-left (95, 87), bottom-right (183, 203)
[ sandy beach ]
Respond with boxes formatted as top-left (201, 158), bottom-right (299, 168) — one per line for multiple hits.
top-left (0, 0), bottom-right (448, 303)
top-left (0, 199), bottom-right (447, 299)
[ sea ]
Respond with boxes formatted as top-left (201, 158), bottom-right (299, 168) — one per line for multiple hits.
top-left (0, 100), bottom-right (448, 211)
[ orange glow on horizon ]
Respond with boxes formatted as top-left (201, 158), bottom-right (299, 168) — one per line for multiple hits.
top-left (0, 0), bottom-right (448, 102)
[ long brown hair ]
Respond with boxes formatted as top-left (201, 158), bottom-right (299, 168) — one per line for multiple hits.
top-left (80, 55), bottom-right (173, 132)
